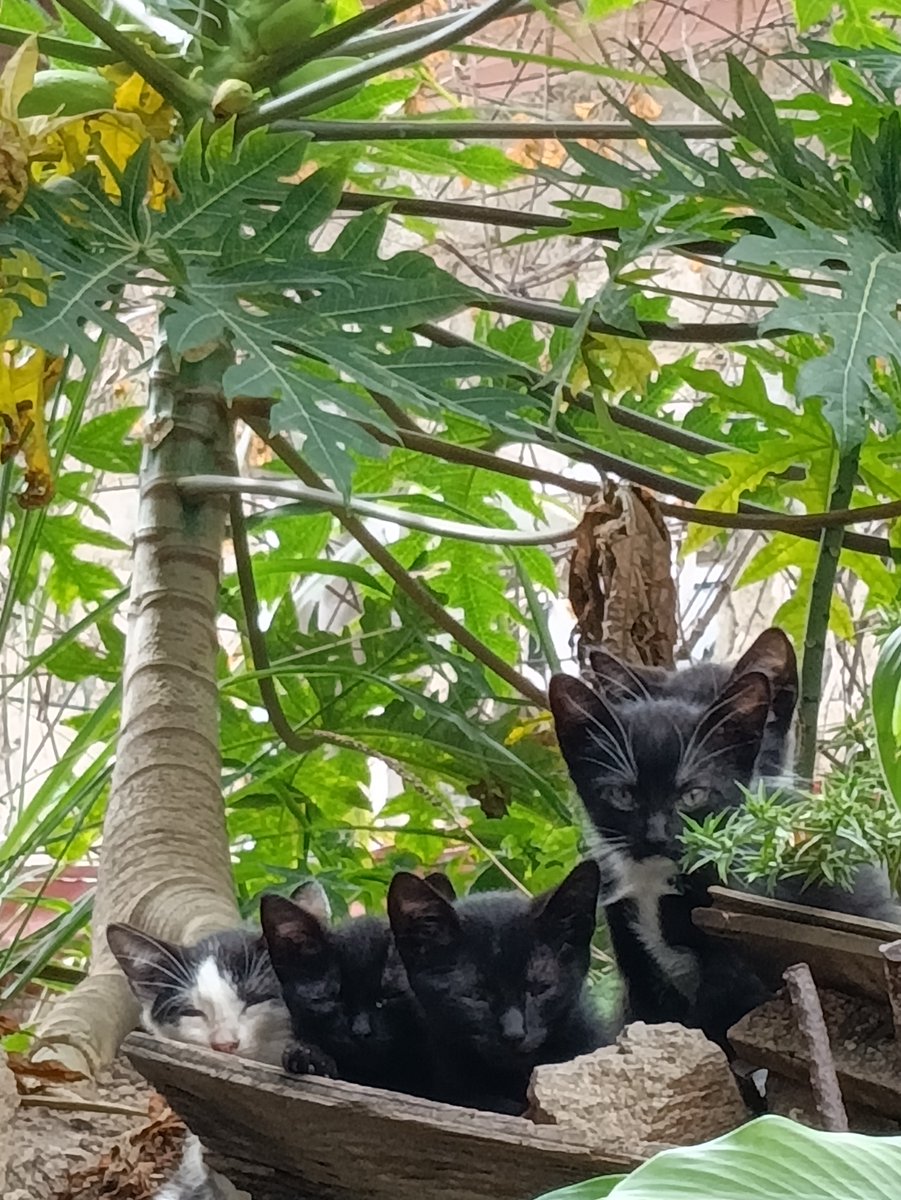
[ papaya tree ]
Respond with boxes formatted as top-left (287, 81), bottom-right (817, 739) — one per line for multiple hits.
top-left (1, 0), bottom-right (900, 1074)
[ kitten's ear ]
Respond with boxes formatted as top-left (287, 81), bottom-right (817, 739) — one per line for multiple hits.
top-left (260, 893), bottom-right (328, 972)
top-left (424, 872), bottom-right (457, 904)
top-left (533, 860), bottom-right (600, 950)
top-left (388, 872), bottom-right (460, 962)
top-left (290, 880), bottom-right (332, 925)
top-left (106, 923), bottom-right (187, 1002)
top-left (549, 674), bottom-right (623, 766)
top-left (693, 671), bottom-right (772, 774)
top-left (731, 627), bottom-right (798, 730)
top-left (585, 650), bottom-right (661, 703)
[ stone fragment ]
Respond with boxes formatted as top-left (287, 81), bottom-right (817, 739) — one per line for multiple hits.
top-left (527, 1022), bottom-right (748, 1152)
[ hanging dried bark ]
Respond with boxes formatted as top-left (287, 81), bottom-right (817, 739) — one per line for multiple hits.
top-left (568, 483), bottom-right (677, 668)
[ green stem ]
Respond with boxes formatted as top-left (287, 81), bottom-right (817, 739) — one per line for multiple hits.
top-left (241, 0), bottom-right (427, 89)
top-left (796, 444), bottom-right (862, 781)
top-left (269, 118), bottom-right (729, 142)
top-left (242, 0), bottom-right (524, 129)
top-left (0, 24), bottom-right (116, 65)
top-left (514, 555), bottom-right (561, 675)
top-left (52, 0), bottom-right (205, 115)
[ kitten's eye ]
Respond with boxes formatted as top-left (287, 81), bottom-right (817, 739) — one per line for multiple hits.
top-left (180, 1007), bottom-right (203, 1018)
top-left (602, 785), bottom-right (633, 811)
top-left (374, 1000), bottom-right (385, 1010)
top-left (680, 786), bottom-right (709, 810)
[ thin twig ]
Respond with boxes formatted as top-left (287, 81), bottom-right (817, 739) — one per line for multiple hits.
top-left (245, 420), bottom-right (548, 708)
top-left (20, 1095), bottom-right (148, 1118)
top-left (783, 962), bottom-right (849, 1132)
top-left (178, 475), bottom-right (577, 546)
top-left (52, 0), bottom-right (204, 115)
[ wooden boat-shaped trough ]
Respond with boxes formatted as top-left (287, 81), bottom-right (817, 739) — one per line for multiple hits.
top-left (124, 887), bottom-right (901, 1199)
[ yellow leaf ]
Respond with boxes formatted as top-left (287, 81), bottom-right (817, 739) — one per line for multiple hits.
top-left (0, 37), bottom-right (38, 123)
top-left (588, 335), bottom-right (657, 394)
top-left (0, 342), bottom-right (60, 508)
top-left (110, 71), bottom-right (176, 142)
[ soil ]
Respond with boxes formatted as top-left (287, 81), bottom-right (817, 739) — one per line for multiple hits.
top-left (5, 1057), bottom-right (188, 1200)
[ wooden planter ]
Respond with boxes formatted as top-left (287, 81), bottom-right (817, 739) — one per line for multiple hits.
top-left (125, 1033), bottom-right (642, 1200)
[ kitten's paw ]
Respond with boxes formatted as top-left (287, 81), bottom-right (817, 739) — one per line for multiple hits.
top-left (282, 1041), bottom-right (338, 1078)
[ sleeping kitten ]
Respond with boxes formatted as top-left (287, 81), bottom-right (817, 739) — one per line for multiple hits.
top-left (388, 861), bottom-right (607, 1115)
top-left (260, 893), bottom-right (431, 1095)
top-left (107, 882), bottom-right (329, 1063)
top-left (550, 629), bottom-right (901, 1047)
top-left (107, 924), bottom-right (293, 1065)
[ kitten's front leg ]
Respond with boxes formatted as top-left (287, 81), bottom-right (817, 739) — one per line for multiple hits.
top-left (282, 1040), bottom-right (338, 1078)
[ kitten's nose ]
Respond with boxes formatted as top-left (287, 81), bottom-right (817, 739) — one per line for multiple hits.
top-left (210, 1040), bottom-right (239, 1055)
top-left (500, 1007), bottom-right (525, 1044)
top-left (352, 1013), bottom-right (372, 1038)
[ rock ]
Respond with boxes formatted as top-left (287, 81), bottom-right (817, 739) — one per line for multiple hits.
top-left (0, 1050), bottom-right (22, 1190)
top-left (527, 1022), bottom-right (748, 1152)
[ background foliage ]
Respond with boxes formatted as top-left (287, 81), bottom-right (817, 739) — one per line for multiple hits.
top-left (1, 0), bottom-right (901, 1026)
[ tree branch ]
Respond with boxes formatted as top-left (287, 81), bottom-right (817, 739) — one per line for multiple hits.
top-left (270, 119), bottom-right (730, 142)
top-left (335, 191), bottom-right (731, 258)
top-left (229, 396), bottom-right (893, 558)
top-left (177, 474), bottom-right (577, 545)
top-left (51, 0), bottom-right (204, 114)
top-left (244, 420), bottom-right (548, 708)
top-left (797, 445), bottom-right (861, 780)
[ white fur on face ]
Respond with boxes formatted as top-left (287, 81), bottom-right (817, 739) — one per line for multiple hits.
top-left (144, 956), bottom-right (292, 1066)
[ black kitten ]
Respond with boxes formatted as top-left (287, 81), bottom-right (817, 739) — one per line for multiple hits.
top-left (260, 894), bottom-right (430, 1095)
top-left (388, 862), bottom-right (607, 1115)
top-left (550, 629), bottom-right (901, 1049)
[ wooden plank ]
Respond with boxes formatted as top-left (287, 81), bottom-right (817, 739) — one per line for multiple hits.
top-left (124, 1033), bottom-right (640, 1200)
top-left (694, 890), bottom-right (901, 1002)
top-left (707, 887), bottom-right (901, 939)
top-left (729, 990), bottom-right (901, 1123)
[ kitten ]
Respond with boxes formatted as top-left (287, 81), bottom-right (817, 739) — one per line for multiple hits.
top-left (388, 861), bottom-right (607, 1115)
top-left (260, 893), bottom-right (430, 1095)
top-left (550, 630), bottom-right (901, 1048)
top-left (107, 924), bottom-right (293, 1066)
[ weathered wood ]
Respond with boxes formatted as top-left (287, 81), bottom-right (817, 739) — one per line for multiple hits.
top-left (124, 1033), bottom-right (640, 1200)
top-left (729, 989), bottom-right (901, 1123)
top-left (693, 888), bottom-right (901, 1001)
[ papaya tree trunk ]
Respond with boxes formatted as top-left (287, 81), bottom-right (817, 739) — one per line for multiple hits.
top-left (35, 342), bottom-right (240, 1074)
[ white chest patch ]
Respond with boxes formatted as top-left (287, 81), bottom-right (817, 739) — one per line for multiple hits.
top-left (604, 852), bottom-right (701, 999)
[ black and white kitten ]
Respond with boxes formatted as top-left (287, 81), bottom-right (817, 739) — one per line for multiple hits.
top-left (107, 923), bottom-right (294, 1066)
top-left (550, 628), bottom-right (901, 1047)
top-left (260, 892), bottom-right (431, 1096)
top-left (388, 861), bottom-right (607, 1115)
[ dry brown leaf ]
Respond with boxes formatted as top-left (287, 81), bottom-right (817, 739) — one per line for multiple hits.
top-left (567, 483), bottom-right (677, 668)
top-left (573, 100), bottom-right (596, 120)
top-left (0, 1014), bottom-right (21, 1037)
top-left (6, 1052), bottom-right (87, 1091)
top-left (628, 89), bottom-right (663, 121)
top-left (507, 137), bottom-right (566, 169)
top-left (54, 1095), bottom-right (187, 1200)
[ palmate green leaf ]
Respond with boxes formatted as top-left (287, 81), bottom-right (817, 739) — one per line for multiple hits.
top-left (3, 123), bottom-right (484, 491)
top-left (536, 1115), bottom-right (901, 1200)
top-left (733, 220), bottom-right (901, 449)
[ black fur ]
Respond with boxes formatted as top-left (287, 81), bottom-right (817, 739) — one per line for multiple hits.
top-left (388, 861), bottom-right (607, 1114)
top-left (260, 894), bottom-right (430, 1095)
